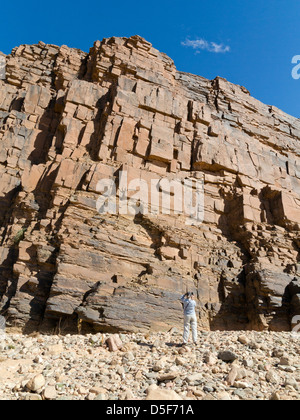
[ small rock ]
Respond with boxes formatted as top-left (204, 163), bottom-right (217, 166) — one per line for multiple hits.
top-left (234, 381), bottom-right (252, 389)
top-left (242, 359), bottom-right (254, 368)
top-left (46, 344), bottom-right (64, 356)
top-left (122, 351), bottom-right (135, 362)
top-left (77, 386), bottom-right (88, 395)
top-left (238, 335), bottom-right (249, 345)
top-left (22, 393), bottom-right (43, 401)
top-left (26, 374), bottom-right (46, 393)
top-left (284, 377), bottom-right (298, 390)
top-left (203, 383), bottom-right (215, 393)
top-left (279, 356), bottom-right (293, 366)
top-left (216, 391), bottom-right (231, 400)
top-left (266, 370), bottom-right (280, 385)
top-left (106, 334), bottom-right (123, 352)
top-left (193, 389), bottom-right (205, 398)
top-left (175, 356), bottom-right (185, 366)
top-left (43, 386), bottom-right (57, 400)
top-left (157, 371), bottom-right (179, 382)
top-left (168, 327), bottom-right (178, 335)
top-left (270, 392), bottom-right (281, 401)
top-left (226, 366), bottom-right (239, 386)
top-left (120, 389), bottom-right (135, 400)
top-left (218, 351), bottom-right (238, 363)
top-left (89, 386), bottom-right (107, 395)
top-left (146, 384), bottom-right (182, 400)
top-left (153, 361), bottom-right (165, 372)
top-left (94, 393), bottom-right (107, 400)
top-left (272, 348), bottom-right (285, 358)
top-left (186, 373), bottom-right (203, 384)
top-left (204, 353), bottom-right (217, 365)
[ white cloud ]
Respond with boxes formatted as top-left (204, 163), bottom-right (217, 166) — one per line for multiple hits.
top-left (181, 38), bottom-right (230, 54)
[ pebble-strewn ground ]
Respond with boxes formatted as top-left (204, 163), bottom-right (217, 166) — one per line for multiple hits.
top-left (0, 330), bottom-right (299, 400)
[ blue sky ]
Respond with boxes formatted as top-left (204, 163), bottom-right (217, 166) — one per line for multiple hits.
top-left (0, 0), bottom-right (299, 118)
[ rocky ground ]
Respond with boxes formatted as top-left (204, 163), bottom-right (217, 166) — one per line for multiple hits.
top-left (0, 329), bottom-right (299, 400)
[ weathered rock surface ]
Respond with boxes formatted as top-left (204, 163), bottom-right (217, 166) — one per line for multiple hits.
top-left (0, 35), bottom-right (300, 333)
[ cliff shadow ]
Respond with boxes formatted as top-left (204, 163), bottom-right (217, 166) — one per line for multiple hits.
top-left (22, 200), bottom-right (70, 334)
top-left (86, 90), bottom-right (114, 161)
top-left (28, 98), bottom-right (61, 165)
top-left (0, 246), bottom-right (19, 314)
top-left (133, 213), bottom-right (163, 257)
top-left (209, 268), bottom-right (249, 330)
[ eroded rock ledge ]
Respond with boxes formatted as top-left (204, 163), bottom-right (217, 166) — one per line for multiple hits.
top-left (0, 35), bottom-right (299, 333)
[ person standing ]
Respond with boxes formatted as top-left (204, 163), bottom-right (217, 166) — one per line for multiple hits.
top-left (180, 292), bottom-right (197, 345)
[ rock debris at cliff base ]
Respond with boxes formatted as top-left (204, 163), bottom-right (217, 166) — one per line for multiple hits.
top-left (0, 35), bottom-right (300, 333)
top-left (0, 331), bottom-right (299, 400)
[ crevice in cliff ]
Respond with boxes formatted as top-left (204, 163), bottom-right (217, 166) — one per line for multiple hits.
top-left (216, 189), bottom-right (256, 329)
top-left (0, 183), bottom-right (23, 314)
top-left (28, 98), bottom-right (62, 165)
top-left (86, 87), bottom-right (116, 161)
top-left (211, 78), bottom-right (221, 113)
top-left (0, 184), bottom-right (22, 234)
top-left (25, 200), bottom-right (70, 333)
top-left (0, 246), bottom-right (19, 315)
top-left (0, 160), bottom-right (69, 331)
top-left (210, 267), bottom-right (248, 330)
top-left (32, 163), bottom-right (60, 220)
top-left (133, 213), bottom-right (163, 259)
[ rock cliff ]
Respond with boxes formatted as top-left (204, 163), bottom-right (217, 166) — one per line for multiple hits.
top-left (0, 35), bottom-right (299, 334)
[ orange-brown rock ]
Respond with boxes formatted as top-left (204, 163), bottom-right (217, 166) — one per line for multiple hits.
top-left (0, 36), bottom-right (299, 334)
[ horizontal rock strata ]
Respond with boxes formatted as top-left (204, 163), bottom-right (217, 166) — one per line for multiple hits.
top-left (0, 36), bottom-right (299, 333)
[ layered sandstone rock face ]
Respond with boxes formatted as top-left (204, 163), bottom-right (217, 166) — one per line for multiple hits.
top-left (0, 36), bottom-right (299, 333)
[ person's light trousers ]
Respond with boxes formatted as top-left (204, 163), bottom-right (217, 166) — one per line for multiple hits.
top-left (183, 314), bottom-right (198, 343)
